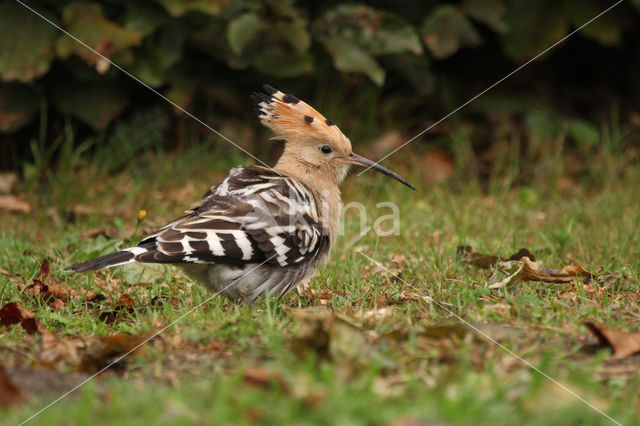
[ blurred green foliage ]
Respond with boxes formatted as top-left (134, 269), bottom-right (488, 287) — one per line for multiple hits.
top-left (0, 0), bottom-right (639, 171)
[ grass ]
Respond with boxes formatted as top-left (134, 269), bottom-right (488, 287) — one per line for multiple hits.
top-left (1, 138), bottom-right (639, 425)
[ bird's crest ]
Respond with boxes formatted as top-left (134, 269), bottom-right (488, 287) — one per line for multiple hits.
top-left (252, 85), bottom-right (350, 146)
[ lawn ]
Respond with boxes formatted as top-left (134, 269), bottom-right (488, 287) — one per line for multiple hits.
top-left (1, 145), bottom-right (639, 425)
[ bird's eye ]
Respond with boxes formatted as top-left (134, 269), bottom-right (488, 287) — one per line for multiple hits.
top-left (320, 145), bottom-right (332, 154)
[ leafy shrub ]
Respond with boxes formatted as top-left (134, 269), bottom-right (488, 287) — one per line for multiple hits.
top-left (0, 0), bottom-right (639, 172)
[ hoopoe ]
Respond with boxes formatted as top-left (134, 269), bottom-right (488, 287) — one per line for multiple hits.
top-left (67, 85), bottom-right (414, 304)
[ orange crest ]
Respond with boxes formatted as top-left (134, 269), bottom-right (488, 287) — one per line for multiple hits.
top-left (252, 85), bottom-right (351, 148)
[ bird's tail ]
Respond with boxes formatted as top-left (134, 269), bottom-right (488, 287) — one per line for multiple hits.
top-left (66, 247), bottom-right (146, 273)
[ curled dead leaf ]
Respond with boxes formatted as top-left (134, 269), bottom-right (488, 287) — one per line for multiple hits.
top-left (521, 257), bottom-right (592, 283)
top-left (585, 323), bottom-right (640, 359)
top-left (23, 260), bottom-right (102, 303)
top-left (488, 256), bottom-right (593, 290)
top-left (0, 302), bottom-right (45, 334)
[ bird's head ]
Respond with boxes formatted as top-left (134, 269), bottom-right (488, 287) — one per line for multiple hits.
top-left (252, 85), bottom-right (415, 190)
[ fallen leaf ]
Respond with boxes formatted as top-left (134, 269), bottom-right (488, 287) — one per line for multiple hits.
top-left (0, 194), bottom-right (30, 213)
top-left (38, 258), bottom-right (50, 278)
top-left (299, 289), bottom-right (334, 305)
top-left (40, 331), bottom-right (81, 368)
top-left (289, 307), bottom-right (380, 366)
top-left (487, 256), bottom-right (593, 290)
top-left (116, 294), bottom-right (136, 308)
top-left (558, 282), bottom-right (605, 302)
top-left (0, 364), bottom-right (22, 408)
top-left (98, 293), bottom-right (139, 324)
top-left (26, 279), bottom-right (100, 303)
top-left (27, 280), bottom-right (71, 300)
top-left (506, 248), bottom-right (536, 261)
top-left (462, 250), bottom-right (499, 269)
top-left (521, 257), bottom-right (592, 283)
top-left (48, 298), bottom-right (66, 311)
top-left (0, 302), bottom-right (44, 334)
top-left (488, 260), bottom-right (524, 289)
top-left (585, 323), bottom-right (640, 359)
top-left (243, 367), bottom-right (288, 391)
top-left (458, 246), bottom-right (536, 269)
top-left (40, 332), bottom-right (149, 372)
top-left (23, 259), bottom-right (101, 303)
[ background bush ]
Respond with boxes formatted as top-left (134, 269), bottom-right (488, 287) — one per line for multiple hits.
top-left (1, 0), bottom-right (639, 179)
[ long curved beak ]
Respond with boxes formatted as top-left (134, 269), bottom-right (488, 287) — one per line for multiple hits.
top-left (341, 153), bottom-right (416, 190)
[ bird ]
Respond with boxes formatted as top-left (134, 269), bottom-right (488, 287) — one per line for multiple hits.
top-left (67, 85), bottom-right (415, 304)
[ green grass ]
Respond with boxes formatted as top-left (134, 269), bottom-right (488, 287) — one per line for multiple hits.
top-left (1, 144), bottom-right (639, 425)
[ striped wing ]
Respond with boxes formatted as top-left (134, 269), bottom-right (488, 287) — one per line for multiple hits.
top-left (133, 166), bottom-right (328, 267)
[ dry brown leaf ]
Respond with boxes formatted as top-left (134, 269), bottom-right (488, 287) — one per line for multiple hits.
top-left (48, 298), bottom-right (66, 311)
top-left (243, 367), bottom-right (288, 391)
top-left (0, 302), bottom-right (45, 335)
top-left (116, 294), bottom-right (136, 309)
top-left (506, 248), bottom-right (536, 261)
top-left (522, 257), bottom-right (592, 283)
top-left (299, 289), bottom-right (334, 305)
top-left (40, 331), bottom-right (82, 367)
top-left (558, 283), bottom-right (605, 302)
top-left (462, 251), bottom-right (499, 269)
top-left (40, 332), bottom-right (149, 372)
top-left (0, 194), bottom-right (30, 213)
top-left (585, 323), bottom-right (640, 359)
top-left (458, 246), bottom-right (536, 269)
top-left (0, 364), bottom-right (23, 408)
top-left (289, 307), bottom-right (377, 366)
top-left (24, 259), bottom-right (101, 303)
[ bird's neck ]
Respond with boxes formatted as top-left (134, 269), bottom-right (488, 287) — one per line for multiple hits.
top-left (274, 156), bottom-right (343, 246)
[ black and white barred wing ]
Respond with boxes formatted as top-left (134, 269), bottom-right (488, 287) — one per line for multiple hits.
top-left (67, 167), bottom-right (328, 272)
